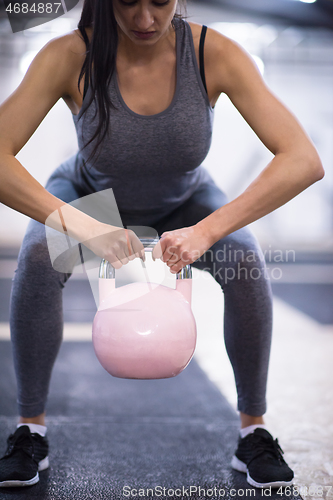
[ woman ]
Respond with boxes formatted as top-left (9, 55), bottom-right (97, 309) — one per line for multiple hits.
top-left (0, 0), bottom-right (324, 490)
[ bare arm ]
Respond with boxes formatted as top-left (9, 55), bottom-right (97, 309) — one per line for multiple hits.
top-left (154, 27), bottom-right (324, 271)
top-left (198, 29), bottom-right (324, 244)
top-left (0, 35), bottom-right (143, 266)
top-left (0, 35), bottom-right (90, 229)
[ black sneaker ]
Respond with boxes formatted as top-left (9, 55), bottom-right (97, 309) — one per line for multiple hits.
top-left (0, 425), bottom-right (49, 487)
top-left (231, 428), bottom-right (294, 488)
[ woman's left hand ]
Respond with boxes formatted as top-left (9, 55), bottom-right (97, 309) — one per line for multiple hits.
top-left (152, 224), bottom-right (212, 274)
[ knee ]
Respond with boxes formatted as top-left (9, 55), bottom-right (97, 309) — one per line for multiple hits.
top-left (228, 249), bottom-right (266, 287)
top-left (227, 243), bottom-right (266, 281)
top-left (15, 222), bottom-right (69, 285)
top-left (17, 225), bottom-right (51, 270)
top-left (199, 238), bottom-right (268, 287)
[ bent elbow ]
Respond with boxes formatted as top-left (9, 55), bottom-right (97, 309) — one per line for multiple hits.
top-left (316, 163), bottom-right (325, 181)
top-left (303, 151), bottom-right (325, 185)
top-left (310, 158), bottom-right (325, 183)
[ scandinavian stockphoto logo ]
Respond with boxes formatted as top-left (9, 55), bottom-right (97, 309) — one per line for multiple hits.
top-left (4, 0), bottom-right (79, 33)
top-left (44, 188), bottom-right (164, 310)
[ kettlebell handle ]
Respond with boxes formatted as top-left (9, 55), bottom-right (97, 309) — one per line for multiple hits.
top-left (99, 236), bottom-right (192, 280)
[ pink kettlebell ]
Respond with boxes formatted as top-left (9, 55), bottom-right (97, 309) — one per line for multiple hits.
top-left (92, 237), bottom-right (197, 379)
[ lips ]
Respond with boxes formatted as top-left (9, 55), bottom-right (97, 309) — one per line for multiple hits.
top-left (132, 30), bottom-right (156, 39)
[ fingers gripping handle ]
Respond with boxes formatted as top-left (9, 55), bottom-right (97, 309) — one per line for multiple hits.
top-left (98, 237), bottom-right (193, 304)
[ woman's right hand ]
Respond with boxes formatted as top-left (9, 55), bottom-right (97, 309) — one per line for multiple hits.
top-left (83, 225), bottom-right (145, 269)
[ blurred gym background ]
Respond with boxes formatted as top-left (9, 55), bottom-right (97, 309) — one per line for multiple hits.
top-left (0, 0), bottom-right (332, 495)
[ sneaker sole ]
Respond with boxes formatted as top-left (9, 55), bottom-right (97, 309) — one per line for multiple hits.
top-left (0, 456), bottom-right (49, 488)
top-left (0, 473), bottom-right (39, 488)
top-left (231, 455), bottom-right (294, 489)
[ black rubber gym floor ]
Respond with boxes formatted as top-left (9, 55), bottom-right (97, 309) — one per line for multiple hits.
top-left (0, 341), bottom-right (300, 500)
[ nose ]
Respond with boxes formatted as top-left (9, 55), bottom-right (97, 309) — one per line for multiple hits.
top-left (134, 6), bottom-right (154, 31)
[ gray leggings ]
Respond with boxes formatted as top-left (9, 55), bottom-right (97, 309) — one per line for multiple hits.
top-left (10, 168), bottom-right (273, 418)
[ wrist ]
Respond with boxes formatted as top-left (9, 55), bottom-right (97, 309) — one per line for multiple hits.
top-left (195, 215), bottom-right (225, 248)
top-left (46, 205), bottom-right (121, 244)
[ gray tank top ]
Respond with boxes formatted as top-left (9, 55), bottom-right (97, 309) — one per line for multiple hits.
top-left (72, 18), bottom-right (214, 215)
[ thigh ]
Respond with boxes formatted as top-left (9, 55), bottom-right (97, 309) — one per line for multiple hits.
top-left (45, 160), bottom-right (87, 202)
top-left (17, 166), bottom-right (86, 279)
top-left (155, 179), bottom-right (229, 233)
top-left (25, 168), bottom-right (84, 250)
top-left (155, 179), bottom-right (265, 276)
top-left (154, 178), bottom-right (261, 251)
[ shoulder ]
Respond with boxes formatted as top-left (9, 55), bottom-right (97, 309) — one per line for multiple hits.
top-left (26, 28), bottom-right (90, 98)
top-left (38, 29), bottom-right (87, 70)
top-left (187, 21), bottom-right (251, 103)
top-left (187, 21), bottom-right (232, 55)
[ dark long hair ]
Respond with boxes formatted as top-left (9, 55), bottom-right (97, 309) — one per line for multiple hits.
top-left (76, 0), bottom-right (187, 166)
